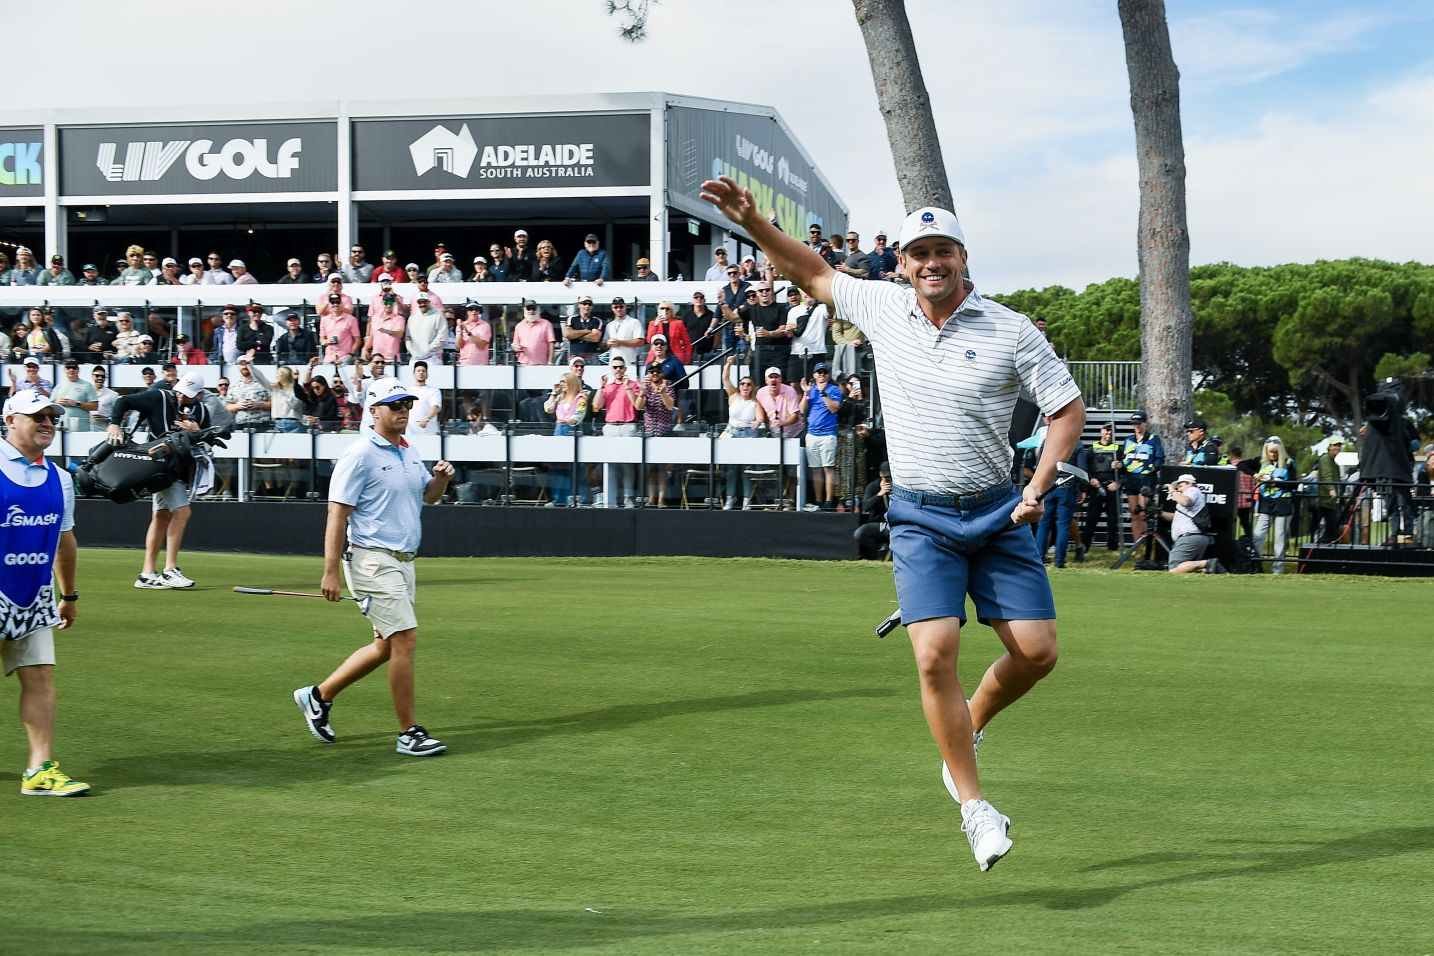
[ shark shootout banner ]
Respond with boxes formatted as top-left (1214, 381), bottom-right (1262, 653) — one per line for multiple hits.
top-left (351, 114), bottom-right (650, 191)
top-left (665, 107), bottom-right (845, 242)
top-left (59, 121), bottom-right (338, 196)
top-left (0, 128), bottom-right (44, 197)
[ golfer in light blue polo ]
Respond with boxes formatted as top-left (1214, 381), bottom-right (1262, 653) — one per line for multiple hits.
top-left (293, 378), bottom-right (454, 758)
top-left (703, 177), bottom-right (1086, 872)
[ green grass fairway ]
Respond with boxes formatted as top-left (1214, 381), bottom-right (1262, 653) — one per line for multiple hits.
top-left (4, 549), bottom-right (1432, 955)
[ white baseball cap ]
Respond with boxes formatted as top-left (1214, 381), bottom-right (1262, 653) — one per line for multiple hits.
top-left (228, 259), bottom-right (246, 269)
top-left (899, 206), bottom-right (966, 247)
top-left (175, 372), bottom-right (206, 398)
top-left (365, 377), bottom-right (417, 409)
top-left (3, 391), bottom-right (64, 418)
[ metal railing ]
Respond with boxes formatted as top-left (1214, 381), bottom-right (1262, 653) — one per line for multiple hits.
top-left (1065, 361), bottom-right (1141, 411)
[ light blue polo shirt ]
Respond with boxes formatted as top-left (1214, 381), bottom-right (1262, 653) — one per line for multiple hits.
top-left (328, 432), bottom-right (431, 554)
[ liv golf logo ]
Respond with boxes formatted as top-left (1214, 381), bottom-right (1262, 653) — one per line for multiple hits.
top-left (96, 137), bottom-right (303, 182)
top-left (408, 124), bottom-right (595, 180)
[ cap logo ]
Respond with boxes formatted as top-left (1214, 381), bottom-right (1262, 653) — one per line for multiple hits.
top-left (921, 211), bottom-right (936, 224)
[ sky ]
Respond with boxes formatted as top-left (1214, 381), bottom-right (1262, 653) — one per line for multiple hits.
top-left (11, 0), bottom-right (1434, 295)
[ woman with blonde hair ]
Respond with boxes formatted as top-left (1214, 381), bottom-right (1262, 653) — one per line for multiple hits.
top-left (1253, 435), bottom-right (1295, 574)
top-left (533, 240), bottom-right (566, 283)
top-left (544, 371), bottom-right (589, 506)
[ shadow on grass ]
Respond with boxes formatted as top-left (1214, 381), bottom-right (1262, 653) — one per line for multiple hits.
top-left (44, 826), bottom-right (1434, 951)
top-left (89, 687), bottom-right (893, 790)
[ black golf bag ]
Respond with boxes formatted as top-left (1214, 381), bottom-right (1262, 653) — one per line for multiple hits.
top-left (75, 426), bottom-right (229, 504)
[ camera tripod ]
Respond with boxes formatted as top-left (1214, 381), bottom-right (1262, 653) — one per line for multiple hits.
top-left (1111, 509), bottom-right (1171, 569)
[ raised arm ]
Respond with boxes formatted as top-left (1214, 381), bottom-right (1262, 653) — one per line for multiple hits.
top-left (700, 176), bottom-right (835, 307)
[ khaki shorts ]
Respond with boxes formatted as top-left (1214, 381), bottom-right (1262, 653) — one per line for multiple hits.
top-left (3, 628), bottom-right (56, 677)
top-left (153, 480), bottom-right (193, 513)
top-left (805, 434), bottom-right (838, 468)
top-left (343, 547), bottom-right (418, 640)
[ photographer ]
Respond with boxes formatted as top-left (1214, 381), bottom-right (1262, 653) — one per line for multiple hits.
top-left (1163, 473), bottom-right (1223, 574)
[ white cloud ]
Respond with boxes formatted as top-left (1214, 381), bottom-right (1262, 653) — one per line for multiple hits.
top-left (1171, 8), bottom-right (1380, 87)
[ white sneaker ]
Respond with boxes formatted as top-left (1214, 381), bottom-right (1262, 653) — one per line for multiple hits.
top-left (134, 572), bottom-right (166, 590)
top-left (161, 568), bottom-right (196, 589)
top-left (802, 503), bottom-right (821, 512)
top-left (396, 725), bottom-right (447, 757)
top-left (724, 496), bottom-right (736, 511)
top-left (961, 799), bottom-right (1012, 872)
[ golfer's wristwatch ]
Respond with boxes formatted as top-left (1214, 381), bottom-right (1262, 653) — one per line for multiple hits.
top-left (60, 593), bottom-right (78, 603)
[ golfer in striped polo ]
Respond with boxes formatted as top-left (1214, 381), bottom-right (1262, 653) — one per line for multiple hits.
top-left (702, 177), bottom-right (1085, 872)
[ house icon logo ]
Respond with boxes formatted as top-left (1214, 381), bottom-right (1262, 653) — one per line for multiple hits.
top-left (409, 124), bottom-right (478, 178)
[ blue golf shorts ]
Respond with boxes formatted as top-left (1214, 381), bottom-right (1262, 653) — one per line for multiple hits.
top-left (888, 487), bottom-right (1056, 627)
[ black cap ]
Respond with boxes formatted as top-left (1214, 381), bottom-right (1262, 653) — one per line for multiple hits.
top-left (522, 298), bottom-right (538, 309)
top-left (464, 300), bottom-right (482, 311)
top-left (584, 233), bottom-right (600, 243)
top-left (878, 461), bottom-right (891, 477)
top-left (1184, 417), bottom-right (1207, 430)
top-left (611, 296), bottom-right (626, 306)
top-left (63, 358), bottom-right (79, 368)
top-left (1131, 412), bottom-right (1148, 423)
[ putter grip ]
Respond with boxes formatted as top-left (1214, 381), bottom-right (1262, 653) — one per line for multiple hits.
top-left (232, 587), bottom-right (272, 595)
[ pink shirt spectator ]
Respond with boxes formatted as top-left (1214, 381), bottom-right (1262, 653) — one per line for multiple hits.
top-left (599, 378), bottom-right (641, 422)
top-left (511, 316), bottom-right (556, 366)
top-left (319, 313), bottom-right (360, 363)
top-left (456, 317), bottom-right (492, 366)
top-left (318, 292), bottom-right (355, 318)
top-left (756, 383), bottom-right (803, 437)
top-left (367, 311), bottom-right (406, 362)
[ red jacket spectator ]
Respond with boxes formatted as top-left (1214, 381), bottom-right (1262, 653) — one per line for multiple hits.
top-left (647, 306), bottom-right (692, 363)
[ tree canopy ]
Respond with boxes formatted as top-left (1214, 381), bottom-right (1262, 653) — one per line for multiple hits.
top-left (993, 257), bottom-right (1434, 430)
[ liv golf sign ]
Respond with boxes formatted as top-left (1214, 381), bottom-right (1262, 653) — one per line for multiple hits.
top-left (61, 122), bottom-right (337, 195)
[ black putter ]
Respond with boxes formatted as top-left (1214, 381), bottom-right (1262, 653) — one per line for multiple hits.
top-left (874, 462), bottom-right (1090, 638)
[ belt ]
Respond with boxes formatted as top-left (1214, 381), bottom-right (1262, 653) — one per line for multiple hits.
top-left (891, 483), bottom-right (1013, 510)
top-left (605, 420), bottom-right (637, 425)
top-left (355, 545), bottom-right (417, 563)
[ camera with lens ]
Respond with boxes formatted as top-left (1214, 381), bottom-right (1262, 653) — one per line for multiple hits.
top-left (383, 292), bottom-right (395, 305)
top-left (329, 293), bottom-right (340, 304)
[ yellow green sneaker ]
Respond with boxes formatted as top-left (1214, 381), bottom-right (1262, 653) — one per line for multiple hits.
top-left (21, 761), bottom-right (91, 797)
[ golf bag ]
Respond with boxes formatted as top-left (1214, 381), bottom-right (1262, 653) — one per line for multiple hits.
top-left (1229, 535), bottom-right (1261, 574)
top-left (75, 426), bottom-right (229, 504)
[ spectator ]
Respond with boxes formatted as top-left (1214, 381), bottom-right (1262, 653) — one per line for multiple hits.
top-left (182, 257), bottom-right (205, 285)
top-left (368, 275), bottom-right (407, 318)
top-left (299, 363), bottom-right (341, 431)
top-left (469, 256), bottom-right (495, 283)
top-left (720, 356), bottom-right (767, 509)
top-left (430, 252), bottom-right (464, 284)
top-left (807, 223), bottom-right (825, 252)
top-left (1034, 317), bottom-right (1048, 337)
top-left (742, 282), bottom-right (792, 381)
top-left (1083, 423), bottom-right (1123, 552)
top-left (227, 357), bottom-right (272, 429)
top-left (406, 294), bottom-right (447, 365)
top-left (142, 251), bottom-right (162, 279)
top-left (544, 371), bottom-right (590, 506)
top-left (201, 252), bottom-right (232, 285)
top-left (485, 243), bottom-right (511, 281)
top-left (441, 307), bottom-right (458, 362)
top-left (406, 360), bottom-right (444, 436)
top-left (799, 362), bottom-right (843, 511)
top-left (1181, 417), bottom-right (1220, 465)
top-left (826, 231), bottom-right (847, 266)
top-left (756, 366), bottom-right (802, 438)
top-left (508, 230), bottom-right (535, 281)
top-left (603, 298), bottom-right (645, 369)
top-left (274, 313), bottom-right (319, 364)
top-left (835, 231), bottom-right (871, 278)
top-left (1314, 435), bottom-right (1346, 543)
top-left (90, 366), bottom-right (119, 428)
top-left (228, 259), bottom-right (258, 285)
top-left (7, 357), bottom-right (51, 400)
top-left (838, 373), bottom-right (868, 430)
top-left (26, 308), bottom-right (61, 358)
top-left (1164, 473), bottom-right (1222, 573)
top-left (211, 307), bottom-right (243, 365)
top-left (237, 305), bottom-right (273, 362)
top-left (533, 240), bottom-right (566, 283)
top-left (318, 274), bottom-right (355, 320)
top-left (424, 243), bottom-right (449, 278)
top-left (705, 247), bottom-right (731, 281)
top-left (511, 299), bottom-right (555, 366)
top-left (276, 258), bottom-right (310, 284)
top-left (716, 267), bottom-right (751, 356)
top-left (1227, 444), bottom-right (1256, 536)
top-left (312, 253), bottom-right (338, 284)
top-left (251, 363), bottom-right (306, 433)
top-left (645, 335), bottom-right (686, 400)
top-left (592, 357), bottom-right (641, 507)
top-left (456, 301), bottom-right (492, 366)
top-left (830, 308), bottom-right (867, 381)
top-left (77, 263), bottom-right (103, 287)
top-left (331, 379), bottom-right (360, 431)
top-left (78, 307), bottom-right (116, 361)
top-left (342, 245), bottom-right (374, 284)
top-left (154, 257), bottom-right (183, 285)
top-left (564, 234), bottom-right (611, 286)
top-left (114, 245), bottom-right (155, 286)
top-left (867, 230), bottom-right (897, 280)
top-left (683, 290), bottom-right (718, 358)
top-left (37, 254), bottom-right (75, 287)
top-left (173, 333), bottom-right (209, 367)
top-left (1032, 423), bottom-right (1089, 568)
top-left (139, 366), bottom-right (156, 389)
top-left (411, 273), bottom-right (444, 313)
top-left (636, 362), bottom-right (677, 507)
top-left (372, 250), bottom-right (405, 284)
top-left (131, 336), bottom-right (157, 366)
top-left (403, 262), bottom-right (423, 284)
top-left (564, 294), bottom-right (603, 360)
top-left (787, 288), bottom-right (827, 384)
top-left (647, 302), bottom-right (692, 364)
top-left (363, 294), bottom-right (407, 364)
top-left (1253, 436), bottom-right (1295, 574)
top-left (737, 254), bottom-right (761, 282)
top-left (50, 359), bottom-right (97, 433)
top-left (111, 312), bottom-right (144, 361)
top-left (6, 246), bottom-right (40, 285)
top-left (854, 462), bottom-right (893, 559)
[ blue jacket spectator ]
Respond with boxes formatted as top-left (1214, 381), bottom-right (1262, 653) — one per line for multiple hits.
top-left (565, 234), bottom-right (612, 283)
